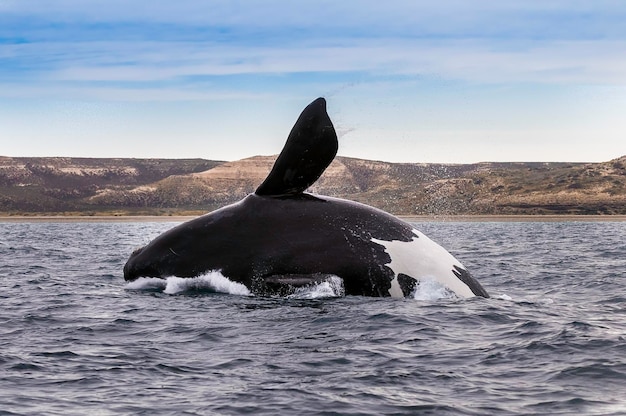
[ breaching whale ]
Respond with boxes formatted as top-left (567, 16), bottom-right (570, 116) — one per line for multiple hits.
top-left (123, 98), bottom-right (489, 298)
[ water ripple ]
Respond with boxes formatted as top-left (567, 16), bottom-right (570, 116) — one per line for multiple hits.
top-left (0, 221), bottom-right (625, 415)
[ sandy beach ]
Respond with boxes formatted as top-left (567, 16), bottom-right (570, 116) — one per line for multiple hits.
top-left (2, 214), bottom-right (626, 223)
top-left (0, 215), bottom-right (198, 223)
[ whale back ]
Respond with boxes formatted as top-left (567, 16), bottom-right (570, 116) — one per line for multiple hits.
top-left (255, 97), bottom-right (338, 196)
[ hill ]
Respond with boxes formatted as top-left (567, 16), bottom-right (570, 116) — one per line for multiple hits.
top-left (1, 155), bottom-right (625, 215)
top-left (0, 157), bottom-right (222, 214)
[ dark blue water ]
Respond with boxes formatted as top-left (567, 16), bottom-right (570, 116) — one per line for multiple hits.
top-left (1, 220), bottom-right (625, 415)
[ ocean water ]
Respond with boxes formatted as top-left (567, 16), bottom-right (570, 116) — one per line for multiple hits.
top-left (1, 219), bottom-right (625, 415)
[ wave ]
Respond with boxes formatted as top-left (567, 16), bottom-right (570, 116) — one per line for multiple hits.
top-left (124, 272), bottom-right (346, 299)
top-left (125, 272), bottom-right (485, 301)
top-left (125, 271), bottom-right (251, 296)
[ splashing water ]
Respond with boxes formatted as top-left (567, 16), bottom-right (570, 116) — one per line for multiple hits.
top-left (125, 271), bottom-right (347, 299)
top-left (288, 275), bottom-right (345, 299)
top-left (411, 278), bottom-right (458, 301)
top-left (125, 271), bottom-right (251, 296)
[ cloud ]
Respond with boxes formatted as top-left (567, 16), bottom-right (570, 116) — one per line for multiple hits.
top-left (3, 0), bottom-right (625, 36)
top-left (3, 0), bottom-right (626, 96)
top-left (4, 38), bottom-right (624, 92)
top-left (3, 1), bottom-right (626, 59)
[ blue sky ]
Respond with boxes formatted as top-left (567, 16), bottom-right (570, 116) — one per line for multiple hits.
top-left (1, 1), bottom-right (625, 163)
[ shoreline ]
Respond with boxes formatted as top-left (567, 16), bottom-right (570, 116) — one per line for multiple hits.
top-left (402, 214), bottom-right (626, 222)
top-left (1, 214), bottom-right (626, 223)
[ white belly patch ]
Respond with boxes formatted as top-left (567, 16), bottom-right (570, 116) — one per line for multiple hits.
top-left (371, 229), bottom-right (474, 299)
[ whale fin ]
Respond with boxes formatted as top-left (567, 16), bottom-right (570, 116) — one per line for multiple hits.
top-left (255, 97), bottom-right (338, 196)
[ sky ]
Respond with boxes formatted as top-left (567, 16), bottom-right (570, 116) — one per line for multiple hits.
top-left (1, 1), bottom-right (625, 163)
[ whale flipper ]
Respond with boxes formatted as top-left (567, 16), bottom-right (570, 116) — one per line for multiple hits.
top-left (255, 97), bottom-right (338, 196)
top-left (262, 273), bottom-right (339, 296)
top-left (264, 273), bottom-right (332, 287)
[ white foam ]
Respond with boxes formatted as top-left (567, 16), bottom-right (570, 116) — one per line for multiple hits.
top-left (411, 278), bottom-right (458, 301)
top-left (494, 293), bottom-right (554, 305)
top-left (125, 271), bottom-right (251, 296)
top-left (288, 275), bottom-right (345, 299)
top-left (125, 277), bottom-right (167, 291)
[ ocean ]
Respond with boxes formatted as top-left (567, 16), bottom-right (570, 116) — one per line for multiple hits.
top-left (1, 219), bottom-right (625, 415)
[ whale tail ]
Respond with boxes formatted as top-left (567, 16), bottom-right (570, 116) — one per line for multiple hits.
top-left (255, 97), bottom-right (338, 196)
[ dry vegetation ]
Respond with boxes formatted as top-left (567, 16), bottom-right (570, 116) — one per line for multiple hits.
top-left (1, 155), bottom-right (624, 216)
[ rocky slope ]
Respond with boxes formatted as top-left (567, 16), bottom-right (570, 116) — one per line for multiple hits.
top-left (0, 155), bottom-right (624, 215)
top-left (0, 157), bottom-right (222, 214)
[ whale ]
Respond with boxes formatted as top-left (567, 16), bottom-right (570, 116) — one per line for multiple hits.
top-left (123, 98), bottom-right (489, 298)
